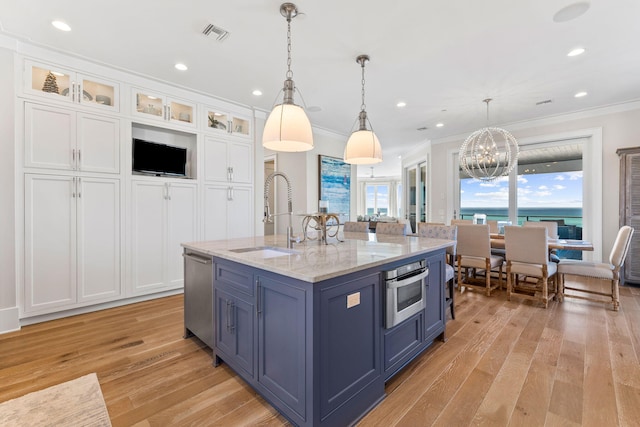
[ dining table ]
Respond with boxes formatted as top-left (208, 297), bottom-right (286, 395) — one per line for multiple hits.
top-left (490, 233), bottom-right (594, 251)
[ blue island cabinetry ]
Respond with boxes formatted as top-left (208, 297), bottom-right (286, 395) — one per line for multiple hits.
top-left (210, 248), bottom-right (446, 427)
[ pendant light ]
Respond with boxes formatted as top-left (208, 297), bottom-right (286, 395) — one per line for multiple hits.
top-left (344, 54), bottom-right (382, 164)
top-left (262, 3), bottom-right (314, 152)
top-left (459, 98), bottom-right (519, 181)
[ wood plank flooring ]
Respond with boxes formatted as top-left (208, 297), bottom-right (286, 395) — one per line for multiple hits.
top-left (1, 277), bottom-right (639, 426)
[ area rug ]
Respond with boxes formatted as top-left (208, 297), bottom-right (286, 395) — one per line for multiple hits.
top-left (0, 373), bottom-right (111, 426)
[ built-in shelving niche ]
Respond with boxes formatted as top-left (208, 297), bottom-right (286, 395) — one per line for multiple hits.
top-left (131, 122), bottom-right (197, 179)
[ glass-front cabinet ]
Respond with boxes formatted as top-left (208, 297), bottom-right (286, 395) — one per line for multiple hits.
top-left (204, 106), bottom-right (252, 139)
top-left (24, 60), bottom-right (119, 112)
top-left (132, 88), bottom-right (196, 128)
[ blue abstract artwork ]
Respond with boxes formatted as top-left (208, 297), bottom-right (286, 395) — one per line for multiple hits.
top-left (319, 155), bottom-right (351, 221)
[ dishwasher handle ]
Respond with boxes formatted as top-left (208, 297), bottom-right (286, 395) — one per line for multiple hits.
top-left (183, 253), bottom-right (212, 265)
top-left (386, 269), bottom-right (429, 289)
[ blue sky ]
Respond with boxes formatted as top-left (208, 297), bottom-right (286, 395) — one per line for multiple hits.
top-left (461, 171), bottom-right (583, 208)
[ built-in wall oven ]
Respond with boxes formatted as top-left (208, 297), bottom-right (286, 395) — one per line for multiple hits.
top-left (385, 259), bottom-right (429, 329)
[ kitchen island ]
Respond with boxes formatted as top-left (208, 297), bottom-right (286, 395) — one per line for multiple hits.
top-left (182, 232), bottom-right (453, 427)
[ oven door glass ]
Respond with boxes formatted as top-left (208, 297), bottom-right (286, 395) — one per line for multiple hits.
top-left (397, 280), bottom-right (423, 312)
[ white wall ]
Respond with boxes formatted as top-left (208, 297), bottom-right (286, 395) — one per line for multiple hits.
top-left (428, 103), bottom-right (640, 257)
top-left (0, 42), bottom-right (19, 332)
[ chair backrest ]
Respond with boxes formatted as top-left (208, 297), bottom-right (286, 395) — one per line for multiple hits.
top-left (487, 220), bottom-right (499, 234)
top-left (523, 221), bottom-right (559, 239)
top-left (417, 223), bottom-right (457, 255)
top-left (456, 224), bottom-right (491, 258)
top-left (609, 225), bottom-right (634, 268)
top-left (504, 226), bottom-right (549, 264)
top-left (343, 221), bottom-right (369, 232)
top-left (451, 219), bottom-right (472, 226)
top-left (375, 222), bottom-right (406, 235)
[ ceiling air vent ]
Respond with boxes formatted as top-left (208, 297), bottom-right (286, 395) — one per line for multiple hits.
top-left (202, 23), bottom-right (230, 41)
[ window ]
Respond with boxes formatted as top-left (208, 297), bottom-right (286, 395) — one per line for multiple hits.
top-left (366, 184), bottom-right (389, 216)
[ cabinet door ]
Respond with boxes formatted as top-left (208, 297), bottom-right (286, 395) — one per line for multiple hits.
top-left (131, 181), bottom-right (166, 292)
top-left (230, 114), bottom-right (252, 139)
top-left (204, 137), bottom-right (229, 182)
top-left (425, 252), bottom-right (445, 341)
top-left (258, 276), bottom-right (307, 418)
top-left (204, 185), bottom-right (229, 240)
top-left (24, 61), bottom-right (74, 104)
top-left (77, 113), bottom-right (120, 174)
top-left (215, 288), bottom-right (255, 377)
top-left (166, 183), bottom-right (198, 288)
top-left (133, 89), bottom-right (165, 120)
top-left (25, 103), bottom-right (76, 171)
top-left (24, 174), bottom-right (77, 313)
top-left (167, 97), bottom-right (196, 127)
top-left (228, 186), bottom-right (253, 239)
top-left (77, 73), bottom-right (119, 112)
top-left (228, 142), bottom-right (252, 184)
top-left (319, 273), bottom-right (381, 419)
top-left (77, 177), bottom-right (121, 302)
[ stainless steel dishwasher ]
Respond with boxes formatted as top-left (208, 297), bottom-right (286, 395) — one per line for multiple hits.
top-left (183, 250), bottom-right (214, 348)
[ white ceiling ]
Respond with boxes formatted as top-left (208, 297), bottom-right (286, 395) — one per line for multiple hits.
top-left (2, 1), bottom-right (640, 178)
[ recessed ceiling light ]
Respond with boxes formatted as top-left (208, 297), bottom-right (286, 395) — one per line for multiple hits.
top-left (252, 89), bottom-right (263, 96)
top-left (51, 20), bottom-right (71, 32)
top-left (174, 63), bottom-right (188, 71)
top-left (436, 123), bottom-right (444, 128)
top-left (396, 102), bottom-right (406, 108)
top-left (574, 91), bottom-right (588, 98)
top-left (567, 47), bottom-right (586, 57)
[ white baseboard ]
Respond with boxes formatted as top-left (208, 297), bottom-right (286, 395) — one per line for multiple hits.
top-left (0, 306), bottom-right (20, 335)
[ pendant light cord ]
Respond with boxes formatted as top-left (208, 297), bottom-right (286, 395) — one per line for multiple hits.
top-left (360, 60), bottom-right (366, 112)
top-left (286, 17), bottom-right (293, 80)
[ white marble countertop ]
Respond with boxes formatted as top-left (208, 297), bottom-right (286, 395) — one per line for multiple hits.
top-left (182, 233), bottom-right (454, 283)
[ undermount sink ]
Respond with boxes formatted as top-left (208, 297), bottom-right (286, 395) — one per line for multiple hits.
top-left (228, 246), bottom-right (299, 258)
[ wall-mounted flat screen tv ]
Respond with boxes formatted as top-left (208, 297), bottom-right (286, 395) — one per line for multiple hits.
top-left (132, 138), bottom-right (187, 177)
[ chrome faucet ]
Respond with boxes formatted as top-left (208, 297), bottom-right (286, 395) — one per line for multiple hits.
top-left (264, 171), bottom-right (296, 248)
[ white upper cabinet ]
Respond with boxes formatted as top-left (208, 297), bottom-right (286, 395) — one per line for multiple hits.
top-left (204, 106), bottom-right (252, 139)
top-left (24, 60), bottom-right (119, 112)
top-left (24, 103), bottom-right (120, 174)
top-left (204, 136), bottom-right (253, 184)
top-left (132, 88), bottom-right (197, 128)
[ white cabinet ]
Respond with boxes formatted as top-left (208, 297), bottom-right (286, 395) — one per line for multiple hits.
top-left (132, 88), bottom-right (196, 128)
top-left (24, 102), bottom-right (120, 174)
top-left (204, 136), bottom-right (253, 184)
top-left (24, 59), bottom-right (119, 112)
top-left (131, 180), bottom-right (198, 294)
top-left (204, 106), bottom-right (252, 139)
top-left (24, 174), bottom-right (121, 314)
top-left (204, 184), bottom-right (253, 241)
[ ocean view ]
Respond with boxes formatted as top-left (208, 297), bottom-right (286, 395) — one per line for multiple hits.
top-left (460, 207), bottom-right (583, 227)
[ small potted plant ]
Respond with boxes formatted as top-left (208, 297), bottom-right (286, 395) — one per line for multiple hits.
top-left (208, 114), bottom-right (227, 130)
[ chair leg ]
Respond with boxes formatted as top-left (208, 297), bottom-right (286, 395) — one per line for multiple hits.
top-left (449, 278), bottom-right (455, 319)
top-left (506, 262), bottom-right (512, 301)
top-left (542, 277), bottom-right (548, 309)
top-left (558, 274), bottom-right (564, 302)
top-left (485, 260), bottom-right (492, 296)
top-left (612, 279), bottom-right (620, 311)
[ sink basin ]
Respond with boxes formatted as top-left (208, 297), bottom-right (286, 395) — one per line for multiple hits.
top-left (229, 246), bottom-right (299, 258)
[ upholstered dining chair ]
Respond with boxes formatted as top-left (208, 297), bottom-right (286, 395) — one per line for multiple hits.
top-left (375, 222), bottom-right (406, 235)
top-left (523, 221), bottom-right (560, 262)
top-left (456, 224), bottom-right (503, 296)
top-left (557, 225), bottom-right (634, 311)
top-left (417, 223), bottom-right (458, 319)
top-left (504, 225), bottom-right (558, 308)
top-left (343, 221), bottom-right (369, 233)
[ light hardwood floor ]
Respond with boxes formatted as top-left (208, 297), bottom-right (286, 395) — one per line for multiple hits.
top-left (1, 277), bottom-right (639, 426)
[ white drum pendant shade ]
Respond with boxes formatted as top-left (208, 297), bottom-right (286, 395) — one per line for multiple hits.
top-left (344, 130), bottom-right (382, 164)
top-left (263, 103), bottom-right (314, 152)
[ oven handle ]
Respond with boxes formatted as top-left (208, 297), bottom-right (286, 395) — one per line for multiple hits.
top-left (386, 269), bottom-right (429, 289)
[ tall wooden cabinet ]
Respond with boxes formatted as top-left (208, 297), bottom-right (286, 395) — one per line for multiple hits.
top-left (617, 147), bottom-right (640, 284)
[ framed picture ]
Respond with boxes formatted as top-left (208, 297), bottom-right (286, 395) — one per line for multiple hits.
top-left (318, 155), bottom-right (351, 221)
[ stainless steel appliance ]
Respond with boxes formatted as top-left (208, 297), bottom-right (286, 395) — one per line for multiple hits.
top-left (385, 259), bottom-right (429, 328)
top-left (183, 251), bottom-right (214, 348)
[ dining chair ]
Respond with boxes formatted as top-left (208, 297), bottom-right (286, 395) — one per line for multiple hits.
top-left (557, 225), bottom-right (634, 311)
top-left (375, 222), bottom-right (406, 235)
top-left (523, 220), bottom-right (560, 262)
top-left (417, 223), bottom-right (457, 319)
top-left (343, 221), bottom-right (369, 233)
top-left (451, 219), bottom-right (472, 226)
top-left (504, 226), bottom-right (558, 308)
top-left (456, 224), bottom-right (503, 296)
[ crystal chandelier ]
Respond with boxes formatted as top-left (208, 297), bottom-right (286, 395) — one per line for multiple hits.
top-left (344, 54), bottom-right (382, 164)
top-left (262, 3), bottom-right (313, 152)
top-left (459, 98), bottom-right (519, 181)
